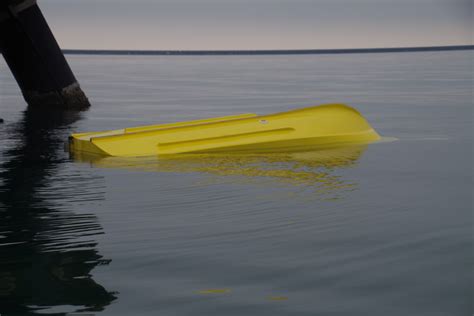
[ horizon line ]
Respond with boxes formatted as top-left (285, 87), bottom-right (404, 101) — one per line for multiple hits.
top-left (62, 45), bottom-right (474, 56)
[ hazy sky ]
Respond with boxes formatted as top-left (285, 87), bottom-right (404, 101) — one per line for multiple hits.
top-left (41, 0), bottom-right (472, 50)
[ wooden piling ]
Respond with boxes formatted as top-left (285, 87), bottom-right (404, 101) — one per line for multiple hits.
top-left (0, 0), bottom-right (90, 109)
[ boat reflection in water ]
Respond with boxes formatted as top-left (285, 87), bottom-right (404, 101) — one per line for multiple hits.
top-left (0, 109), bottom-right (116, 315)
top-left (71, 144), bottom-right (369, 197)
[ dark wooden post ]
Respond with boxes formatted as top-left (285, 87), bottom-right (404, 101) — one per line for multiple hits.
top-left (0, 0), bottom-right (90, 109)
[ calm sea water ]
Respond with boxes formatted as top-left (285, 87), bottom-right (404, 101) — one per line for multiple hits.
top-left (0, 51), bottom-right (472, 316)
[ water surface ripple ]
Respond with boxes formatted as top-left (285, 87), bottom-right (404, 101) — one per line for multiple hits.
top-left (0, 51), bottom-right (472, 316)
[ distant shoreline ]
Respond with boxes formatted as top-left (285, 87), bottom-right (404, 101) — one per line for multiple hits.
top-left (62, 45), bottom-right (474, 56)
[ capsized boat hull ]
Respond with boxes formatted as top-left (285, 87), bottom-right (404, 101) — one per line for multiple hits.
top-left (69, 104), bottom-right (381, 157)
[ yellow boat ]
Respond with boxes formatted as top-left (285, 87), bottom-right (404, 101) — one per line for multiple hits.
top-left (69, 104), bottom-right (380, 157)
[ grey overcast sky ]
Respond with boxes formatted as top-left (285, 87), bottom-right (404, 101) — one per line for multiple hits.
top-left (41, 0), bottom-right (472, 50)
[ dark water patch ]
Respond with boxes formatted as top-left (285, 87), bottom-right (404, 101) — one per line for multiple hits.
top-left (0, 109), bottom-right (116, 315)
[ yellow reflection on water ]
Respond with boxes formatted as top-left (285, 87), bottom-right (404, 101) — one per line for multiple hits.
top-left (71, 144), bottom-right (368, 197)
top-left (196, 288), bottom-right (232, 295)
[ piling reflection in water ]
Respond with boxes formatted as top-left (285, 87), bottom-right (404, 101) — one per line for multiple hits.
top-left (72, 144), bottom-right (368, 197)
top-left (0, 109), bottom-right (116, 315)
